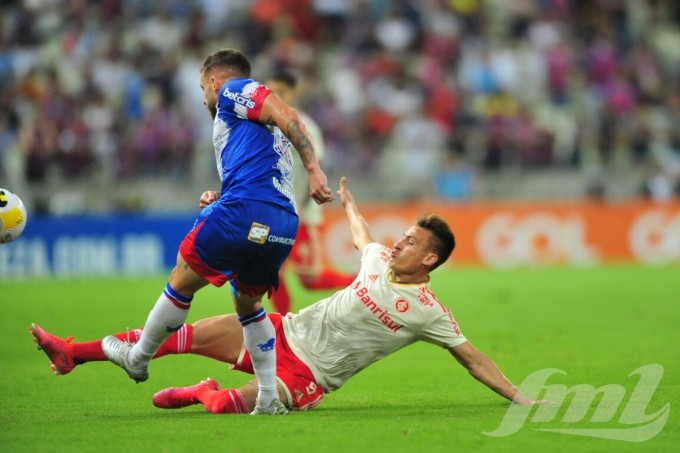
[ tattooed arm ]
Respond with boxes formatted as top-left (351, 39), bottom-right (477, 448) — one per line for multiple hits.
top-left (259, 92), bottom-right (334, 204)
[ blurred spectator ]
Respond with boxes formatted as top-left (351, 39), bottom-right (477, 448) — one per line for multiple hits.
top-left (642, 164), bottom-right (680, 202)
top-left (433, 140), bottom-right (476, 201)
top-left (1, 0), bottom-right (680, 207)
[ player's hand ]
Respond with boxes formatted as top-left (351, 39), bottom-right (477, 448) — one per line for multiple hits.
top-left (199, 191), bottom-right (219, 209)
top-left (337, 176), bottom-right (355, 208)
top-left (309, 168), bottom-right (334, 205)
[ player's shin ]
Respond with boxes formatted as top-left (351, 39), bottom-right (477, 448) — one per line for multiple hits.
top-left (239, 308), bottom-right (278, 406)
top-left (73, 324), bottom-right (193, 363)
top-left (127, 283), bottom-right (193, 367)
top-left (201, 388), bottom-right (250, 414)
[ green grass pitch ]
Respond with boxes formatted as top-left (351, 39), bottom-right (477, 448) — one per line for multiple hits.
top-left (1, 265), bottom-right (678, 453)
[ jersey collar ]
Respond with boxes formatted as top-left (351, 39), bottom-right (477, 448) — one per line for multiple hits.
top-left (387, 270), bottom-right (430, 286)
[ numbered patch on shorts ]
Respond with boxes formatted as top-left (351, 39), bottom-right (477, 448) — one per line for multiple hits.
top-left (248, 222), bottom-right (270, 244)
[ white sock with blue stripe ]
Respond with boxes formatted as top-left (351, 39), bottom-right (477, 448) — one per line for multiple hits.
top-left (239, 308), bottom-right (278, 406)
top-left (128, 283), bottom-right (193, 367)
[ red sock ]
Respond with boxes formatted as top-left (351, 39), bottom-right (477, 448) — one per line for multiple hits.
top-left (270, 271), bottom-right (291, 314)
top-left (72, 330), bottom-right (138, 363)
top-left (155, 324), bottom-right (193, 357)
top-left (198, 388), bottom-right (249, 414)
top-left (301, 268), bottom-right (356, 290)
top-left (72, 325), bottom-right (193, 364)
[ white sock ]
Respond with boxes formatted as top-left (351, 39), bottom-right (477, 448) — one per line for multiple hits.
top-left (128, 283), bottom-right (192, 367)
top-left (239, 308), bottom-right (278, 405)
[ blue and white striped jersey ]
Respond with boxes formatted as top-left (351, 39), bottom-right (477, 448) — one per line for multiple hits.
top-left (213, 77), bottom-right (297, 215)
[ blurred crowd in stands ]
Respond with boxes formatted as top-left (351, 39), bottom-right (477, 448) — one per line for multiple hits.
top-left (1, 0), bottom-right (680, 203)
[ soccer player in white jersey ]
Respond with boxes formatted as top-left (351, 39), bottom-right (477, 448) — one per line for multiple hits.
top-left (31, 178), bottom-right (549, 412)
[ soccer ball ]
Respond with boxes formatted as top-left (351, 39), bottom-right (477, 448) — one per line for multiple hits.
top-left (0, 189), bottom-right (27, 244)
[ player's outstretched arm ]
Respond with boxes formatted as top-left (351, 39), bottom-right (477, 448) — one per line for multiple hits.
top-left (448, 342), bottom-right (551, 405)
top-left (259, 93), bottom-right (334, 205)
top-left (338, 177), bottom-right (373, 253)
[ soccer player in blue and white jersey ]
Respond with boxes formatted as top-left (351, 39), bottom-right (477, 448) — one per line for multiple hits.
top-left (101, 49), bottom-right (334, 415)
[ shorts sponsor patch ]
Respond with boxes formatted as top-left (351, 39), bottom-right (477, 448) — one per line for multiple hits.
top-left (248, 222), bottom-right (270, 244)
top-left (268, 234), bottom-right (295, 245)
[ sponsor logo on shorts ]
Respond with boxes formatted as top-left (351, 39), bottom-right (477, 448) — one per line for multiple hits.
top-left (248, 222), bottom-right (270, 244)
top-left (268, 235), bottom-right (296, 245)
top-left (295, 389), bottom-right (304, 402)
top-left (395, 298), bottom-right (410, 313)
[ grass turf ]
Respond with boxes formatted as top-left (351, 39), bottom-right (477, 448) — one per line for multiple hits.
top-left (1, 265), bottom-right (678, 453)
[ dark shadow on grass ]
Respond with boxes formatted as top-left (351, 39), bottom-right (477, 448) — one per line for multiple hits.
top-left (305, 401), bottom-right (508, 413)
top-left (97, 401), bottom-right (510, 420)
top-left (99, 409), bottom-right (213, 420)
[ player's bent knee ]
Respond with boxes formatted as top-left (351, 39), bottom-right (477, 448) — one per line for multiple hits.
top-left (168, 261), bottom-right (210, 295)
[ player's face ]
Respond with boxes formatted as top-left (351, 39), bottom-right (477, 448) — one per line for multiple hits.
top-left (389, 226), bottom-right (437, 276)
top-left (200, 70), bottom-right (218, 119)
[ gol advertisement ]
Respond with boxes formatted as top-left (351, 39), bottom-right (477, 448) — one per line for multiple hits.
top-left (321, 201), bottom-right (680, 268)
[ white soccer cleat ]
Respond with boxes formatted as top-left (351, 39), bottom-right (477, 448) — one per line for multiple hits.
top-left (102, 336), bottom-right (149, 383)
top-left (250, 398), bottom-right (289, 415)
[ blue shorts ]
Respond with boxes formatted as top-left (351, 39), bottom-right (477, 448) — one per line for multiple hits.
top-left (179, 198), bottom-right (298, 296)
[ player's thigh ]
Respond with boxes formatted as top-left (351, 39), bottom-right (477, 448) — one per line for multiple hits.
top-left (168, 252), bottom-right (210, 295)
top-left (190, 314), bottom-right (243, 363)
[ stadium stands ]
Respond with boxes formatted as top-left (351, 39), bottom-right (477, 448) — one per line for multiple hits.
top-left (1, 0), bottom-right (679, 212)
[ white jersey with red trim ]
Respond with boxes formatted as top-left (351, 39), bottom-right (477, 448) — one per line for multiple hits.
top-left (282, 242), bottom-right (467, 392)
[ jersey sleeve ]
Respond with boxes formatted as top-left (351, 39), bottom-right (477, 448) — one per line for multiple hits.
top-left (361, 242), bottom-right (389, 263)
top-left (418, 309), bottom-right (467, 348)
top-left (218, 79), bottom-right (273, 122)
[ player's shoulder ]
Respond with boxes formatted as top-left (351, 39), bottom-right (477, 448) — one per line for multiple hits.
top-left (412, 285), bottom-right (444, 311)
top-left (219, 78), bottom-right (266, 101)
top-left (223, 77), bottom-right (258, 90)
top-left (362, 242), bottom-right (392, 263)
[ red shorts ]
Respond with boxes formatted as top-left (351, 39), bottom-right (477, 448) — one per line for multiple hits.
top-left (231, 314), bottom-right (324, 411)
top-left (288, 222), bottom-right (319, 269)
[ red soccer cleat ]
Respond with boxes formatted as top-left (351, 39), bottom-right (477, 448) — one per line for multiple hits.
top-left (153, 378), bottom-right (221, 409)
top-left (30, 323), bottom-right (76, 376)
